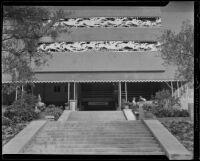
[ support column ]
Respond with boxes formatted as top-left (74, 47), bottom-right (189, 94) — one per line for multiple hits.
top-left (125, 82), bottom-right (127, 102)
top-left (118, 82), bottom-right (121, 110)
top-left (68, 82), bottom-right (70, 103)
top-left (170, 81), bottom-right (174, 97)
top-left (74, 82), bottom-right (76, 111)
top-left (74, 82), bottom-right (76, 100)
top-left (31, 84), bottom-right (34, 96)
top-left (21, 84), bottom-right (24, 99)
top-left (15, 86), bottom-right (18, 101)
top-left (177, 81), bottom-right (180, 97)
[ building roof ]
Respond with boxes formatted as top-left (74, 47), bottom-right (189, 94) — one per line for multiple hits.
top-left (33, 52), bottom-right (165, 72)
top-left (2, 3), bottom-right (192, 83)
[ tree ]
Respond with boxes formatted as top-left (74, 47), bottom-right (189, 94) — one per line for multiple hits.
top-left (2, 6), bottom-right (70, 95)
top-left (159, 20), bottom-right (194, 85)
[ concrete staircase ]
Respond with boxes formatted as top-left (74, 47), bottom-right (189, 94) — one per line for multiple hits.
top-left (22, 111), bottom-right (164, 155)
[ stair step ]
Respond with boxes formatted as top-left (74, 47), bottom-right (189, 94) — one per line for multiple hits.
top-left (33, 138), bottom-right (157, 143)
top-left (42, 131), bottom-right (150, 134)
top-left (23, 150), bottom-right (165, 155)
top-left (25, 146), bottom-right (163, 153)
top-left (31, 142), bottom-right (160, 148)
top-left (34, 137), bottom-right (155, 142)
top-left (37, 133), bottom-right (152, 137)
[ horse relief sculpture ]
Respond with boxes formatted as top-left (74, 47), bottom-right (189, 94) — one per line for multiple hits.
top-left (38, 41), bottom-right (161, 53)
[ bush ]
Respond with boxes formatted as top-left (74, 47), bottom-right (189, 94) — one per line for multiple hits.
top-left (160, 119), bottom-right (193, 152)
top-left (47, 104), bottom-right (56, 109)
top-left (2, 116), bottom-right (13, 126)
top-left (142, 103), bottom-right (189, 118)
top-left (44, 105), bottom-right (63, 120)
top-left (4, 105), bottom-right (39, 123)
top-left (17, 92), bottom-right (38, 108)
top-left (154, 89), bottom-right (180, 108)
top-left (3, 95), bottom-right (39, 124)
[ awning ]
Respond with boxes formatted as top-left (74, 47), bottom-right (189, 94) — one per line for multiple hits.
top-left (2, 72), bottom-right (182, 83)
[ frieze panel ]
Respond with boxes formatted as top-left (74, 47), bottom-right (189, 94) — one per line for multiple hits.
top-left (51, 17), bottom-right (161, 28)
top-left (37, 41), bottom-right (161, 53)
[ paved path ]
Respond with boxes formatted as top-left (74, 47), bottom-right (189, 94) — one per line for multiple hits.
top-left (21, 111), bottom-right (164, 155)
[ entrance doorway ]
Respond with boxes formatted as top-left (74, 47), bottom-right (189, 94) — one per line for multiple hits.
top-left (79, 83), bottom-right (118, 111)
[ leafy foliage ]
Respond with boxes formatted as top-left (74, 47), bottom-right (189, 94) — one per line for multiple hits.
top-left (159, 20), bottom-right (194, 84)
top-left (154, 89), bottom-right (180, 108)
top-left (2, 123), bottom-right (28, 146)
top-left (2, 6), bottom-right (70, 94)
top-left (142, 103), bottom-right (189, 117)
top-left (43, 105), bottom-right (63, 120)
top-left (3, 93), bottom-right (39, 123)
top-left (160, 118), bottom-right (193, 152)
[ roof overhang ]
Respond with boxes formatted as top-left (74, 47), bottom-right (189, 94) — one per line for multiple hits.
top-left (2, 72), bottom-right (182, 83)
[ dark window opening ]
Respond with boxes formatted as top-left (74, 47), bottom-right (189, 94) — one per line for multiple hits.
top-left (54, 86), bottom-right (61, 93)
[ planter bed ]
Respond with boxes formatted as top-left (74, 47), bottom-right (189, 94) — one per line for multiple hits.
top-left (2, 122), bottom-right (29, 146)
top-left (158, 117), bottom-right (193, 153)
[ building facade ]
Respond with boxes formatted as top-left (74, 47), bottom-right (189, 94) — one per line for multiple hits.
top-left (2, 2), bottom-right (194, 110)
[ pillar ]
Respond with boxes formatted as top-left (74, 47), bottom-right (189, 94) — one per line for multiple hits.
top-left (125, 82), bottom-right (127, 102)
top-left (15, 86), bottom-right (18, 101)
top-left (170, 81), bottom-right (173, 97)
top-left (21, 84), bottom-right (24, 99)
top-left (118, 82), bottom-right (121, 110)
top-left (74, 82), bottom-right (76, 100)
top-left (177, 81), bottom-right (180, 97)
top-left (68, 82), bottom-right (70, 103)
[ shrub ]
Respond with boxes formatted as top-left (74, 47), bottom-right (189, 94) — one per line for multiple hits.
top-left (154, 89), bottom-right (180, 108)
top-left (44, 106), bottom-right (63, 120)
top-left (160, 119), bottom-right (193, 152)
top-left (142, 103), bottom-right (189, 118)
top-left (47, 104), bottom-right (56, 109)
top-left (17, 92), bottom-right (38, 108)
top-left (2, 116), bottom-right (13, 126)
top-left (3, 96), bottom-right (39, 124)
top-left (4, 105), bottom-right (39, 123)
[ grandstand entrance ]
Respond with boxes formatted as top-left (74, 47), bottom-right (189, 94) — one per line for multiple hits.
top-left (79, 83), bottom-right (118, 111)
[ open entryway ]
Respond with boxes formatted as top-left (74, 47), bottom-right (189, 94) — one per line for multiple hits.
top-left (79, 83), bottom-right (118, 111)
